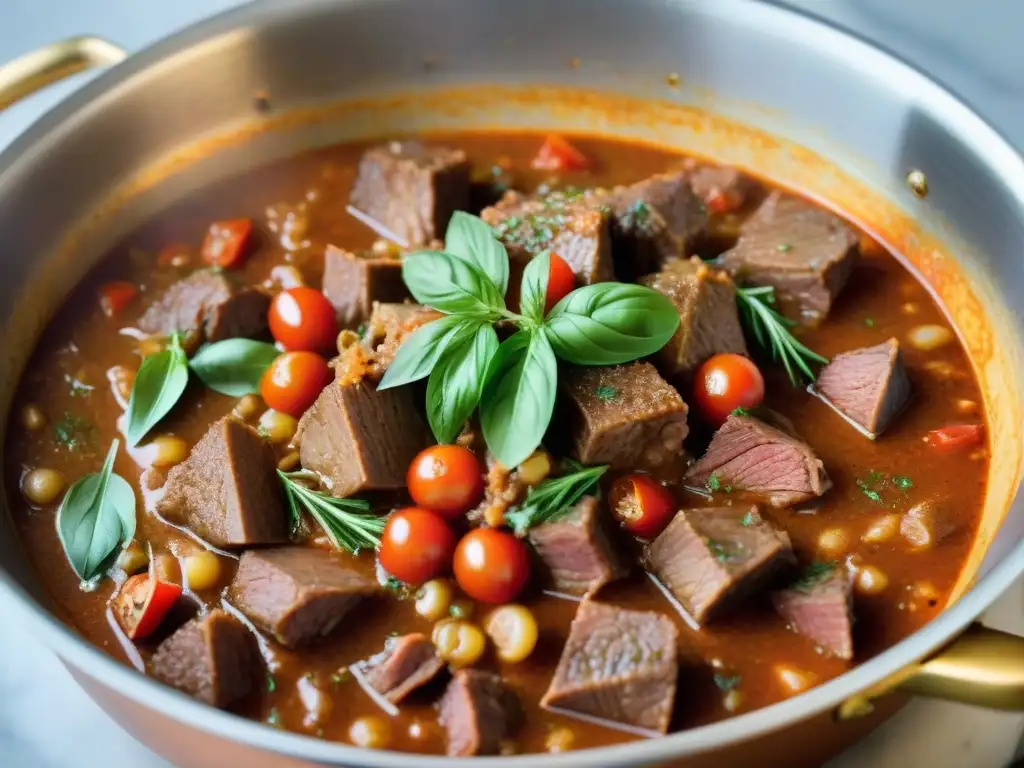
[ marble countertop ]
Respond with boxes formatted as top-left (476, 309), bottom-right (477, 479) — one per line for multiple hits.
top-left (2, 1), bottom-right (1023, 766)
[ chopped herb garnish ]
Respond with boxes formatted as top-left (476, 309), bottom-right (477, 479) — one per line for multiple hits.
top-left (735, 285), bottom-right (828, 385)
top-left (740, 510), bottom-right (756, 527)
top-left (856, 479), bottom-right (884, 504)
top-left (731, 406), bottom-right (752, 417)
top-left (54, 413), bottom-right (94, 450)
top-left (723, 485), bottom-right (734, 494)
top-left (278, 470), bottom-right (383, 553)
top-left (713, 673), bottom-right (743, 691)
top-left (706, 538), bottom-right (745, 563)
top-left (792, 561), bottom-right (837, 593)
top-left (266, 672), bottom-right (277, 693)
top-left (355, 323), bottom-right (367, 338)
top-left (706, 474), bottom-right (721, 492)
top-left (776, 243), bottom-right (792, 253)
top-left (504, 463), bottom-right (608, 535)
top-left (893, 475), bottom-right (913, 492)
top-left (864, 317), bottom-right (875, 328)
top-left (594, 385), bottom-right (620, 402)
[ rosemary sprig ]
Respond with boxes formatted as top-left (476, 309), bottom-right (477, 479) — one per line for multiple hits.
top-left (278, 470), bottom-right (384, 554)
top-left (735, 286), bottom-right (828, 385)
top-left (504, 462), bottom-right (608, 535)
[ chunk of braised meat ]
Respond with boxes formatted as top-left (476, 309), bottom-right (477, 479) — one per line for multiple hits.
top-left (227, 547), bottom-right (380, 649)
top-left (772, 568), bottom-right (854, 659)
top-left (156, 417), bottom-right (289, 549)
top-left (684, 413), bottom-right (831, 508)
top-left (150, 609), bottom-right (262, 709)
top-left (540, 600), bottom-right (678, 735)
top-left (361, 302), bottom-right (442, 370)
top-left (814, 338), bottom-right (911, 437)
top-left (322, 245), bottom-right (408, 327)
top-left (138, 269), bottom-right (270, 342)
top-left (353, 633), bottom-right (445, 704)
top-left (644, 506), bottom-right (794, 624)
top-left (349, 141), bottom-right (471, 247)
top-left (439, 669), bottom-right (521, 756)
top-left (683, 159), bottom-right (757, 214)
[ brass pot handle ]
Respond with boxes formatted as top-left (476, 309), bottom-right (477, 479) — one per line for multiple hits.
top-left (0, 36), bottom-right (127, 111)
top-left (839, 624), bottom-right (1024, 720)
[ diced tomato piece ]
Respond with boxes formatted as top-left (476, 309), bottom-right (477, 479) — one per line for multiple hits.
top-left (114, 572), bottom-right (182, 640)
top-left (926, 424), bottom-right (984, 451)
top-left (99, 281), bottom-right (138, 317)
top-left (200, 218), bottom-right (253, 268)
top-left (531, 134), bottom-right (590, 173)
top-left (156, 243), bottom-right (192, 268)
top-left (544, 252), bottom-right (576, 313)
top-left (705, 187), bottom-right (743, 215)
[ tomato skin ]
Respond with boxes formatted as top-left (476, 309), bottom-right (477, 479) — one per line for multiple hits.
top-left (379, 507), bottom-right (457, 585)
top-left (201, 218), bottom-right (253, 268)
top-left (705, 187), bottom-right (744, 215)
top-left (545, 253), bottom-right (576, 313)
top-left (156, 243), bottom-right (192, 268)
top-left (926, 424), bottom-right (984, 451)
top-left (453, 528), bottom-right (531, 604)
top-left (259, 351), bottom-right (333, 417)
top-left (269, 287), bottom-right (339, 353)
top-left (407, 445), bottom-right (485, 518)
top-left (114, 573), bottom-right (182, 640)
top-left (610, 473), bottom-right (677, 539)
top-left (99, 281), bottom-right (138, 316)
top-left (531, 134), bottom-right (590, 173)
top-left (693, 353), bottom-right (765, 426)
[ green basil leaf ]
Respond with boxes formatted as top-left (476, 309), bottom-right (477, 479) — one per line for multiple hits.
top-left (544, 282), bottom-right (680, 365)
top-left (480, 329), bottom-right (558, 468)
top-left (402, 250), bottom-right (504, 317)
top-left (377, 315), bottom-right (476, 390)
top-left (125, 337), bottom-right (189, 447)
top-left (519, 250), bottom-right (550, 325)
top-left (189, 339), bottom-right (280, 397)
top-left (443, 211), bottom-right (510, 297)
top-left (426, 322), bottom-right (500, 444)
top-left (56, 439), bottom-right (137, 581)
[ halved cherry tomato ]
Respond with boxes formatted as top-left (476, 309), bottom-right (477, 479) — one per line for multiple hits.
top-left (693, 353), bottom-right (765, 426)
top-left (156, 243), bottom-right (192, 268)
top-left (201, 218), bottom-right (253, 268)
top-left (407, 445), bottom-right (485, 518)
top-left (268, 287), bottom-right (339, 353)
top-left (99, 281), bottom-right (138, 317)
top-left (259, 351), bottom-right (333, 417)
top-left (926, 424), bottom-right (984, 452)
top-left (114, 572), bottom-right (182, 640)
top-left (531, 134), bottom-right (590, 173)
top-left (610, 473), bottom-right (677, 539)
top-left (545, 252), bottom-right (576, 313)
top-left (379, 507), bottom-right (457, 585)
top-left (453, 528), bottom-right (530, 604)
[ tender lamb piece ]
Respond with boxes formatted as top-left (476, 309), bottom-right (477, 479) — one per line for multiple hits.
top-left (684, 413), bottom-right (832, 508)
top-left (227, 547), bottom-right (380, 648)
top-left (540, 600), bottom-right (678, 735)
top-left (362, 302), bottom-right (442, 369)
top-left (559, 362), bottom-right (689, 471)
top-left (353, 633), bottom-right (445, 704)
top-left (528, 496), bottom-right (627, 596)
top-left (814, 338), bottom-right (912, 437)
top-left (439, 669), bottom-right (520, 756)
top-left (151, 609), bottom-right (261, 708)
top-left (138, 269), bottom-right (270, 342)
top-left (719, 191), bottom-right (859, 326)
top-left (349, 141), bottom-right (471, 247)
top-left (295, 379), bottom-right (432, 497)
top-left (156, 417), bottom-right (289, 548)
top-left (772, 568), bottom-right (854, 660)
top-left (640, 257), bottom-right (748, 379)
top-left (684, 161), bottom-right (758, 213)
top-left (322, 245), bottom-right (409, 327)
top-left (644, 506), bottom-right (794, 623)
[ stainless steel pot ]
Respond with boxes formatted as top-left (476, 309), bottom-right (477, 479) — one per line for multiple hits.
top-left (2, 1), bottom-right (1024, 766)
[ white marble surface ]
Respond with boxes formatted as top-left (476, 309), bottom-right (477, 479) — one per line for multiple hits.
top-left (2, 1), bottom-right (1023, 766)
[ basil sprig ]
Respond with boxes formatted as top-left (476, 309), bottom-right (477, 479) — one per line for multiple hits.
top-left (377, 213), bottom-right (679, 467)
top-left (190, 338), bottom-right (280, 397)
top-left (56, 439), bottom-right (137, 580)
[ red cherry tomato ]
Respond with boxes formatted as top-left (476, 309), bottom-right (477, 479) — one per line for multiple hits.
top-left (99, 281), bottom-right (138, 316)
top-left (693, 353), bottom-right (765, 426)
top-left (114, 573), bottom-right (182, 640)
top-left (379, 507), bottom-right (457, 585)
top-left (705, 187), bottom-right (744, 215)
top-left (259, 351), bottom-right (333, 417)
top-left (544, 252), bottom-right (576, 313)
top-left (201, 218), bottom-right (253, 268)
top-left (268, 287), bottom-right (339, 353)
top-left (610, 473), bottom-right (677, 539)
top-left (531, 134), bottom-right (590, 173)
top-left (453, 528), bottom-right (530, 604)
top-left (926, 424), bottom-right (984, 452)
top-left (407, 445), bottom-right (485, 518)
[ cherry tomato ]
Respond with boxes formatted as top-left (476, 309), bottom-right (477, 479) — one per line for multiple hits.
top-left (545, 252), bottom-right (576, 313)
top-left (705, 187), bottom-right (744, 215)
top-left (114, 573), bottom-right (182, 640)
top-left (268, 287), bottom-right (339, 352)
top-left (693, 353), bottom-right (765, 426)
top-left (259, 351), bottom-right (332, 417)
top-left (531, 134), bottom-right (590, 173)
top-left (453, 528), bottom-right (530, 604)
top-left (407, 445), bottom-right (485, 518)
top-left (379, 507), bottom-right (457, 585)
top-left (926, 424), bottom-right (984, 452)
top-left (201, 218), bottom-right (253, 268)
top-left (99, 281), bottom-right (138, 316)
top-left (610, 473), bottom-right (677, 539)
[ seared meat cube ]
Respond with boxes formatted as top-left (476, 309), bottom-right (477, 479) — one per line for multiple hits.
top-left (559, 362), bottom-right (688, 470)
top-left (540, 600), bottom-right (678, 735)
top-left (322, 245), bottom-right (408, 327)
top-left (684, 161), bottom-right (757, 213)
top-left (719, 192), bottom-right (859, 325)
top-left (640, 257), bottom-right (748, 379)
top-left (439, 669), bottom-right (520, 756)
top-left (353, 633), bottom-right (444, 704)
top-left (349, 141), bottom-right (471, 247)
top-left (138, 269), bottom-right (270, 342)
top-left (151, 609), bottom-right (261, 709)
top-left (156, 417), bottom-right (289, 548)
top-left (644, 506), bottom-right (794, 623)
top-left (684, 413), bottom-right (831, 508)
top-left (363, 302), bottom-right (442, 369)
top-left (529, 496), bottom-right (627, 596)
top-left (228, 547), bottom-right (379, 648)
top-left (295, 379), bottom-right (431, 497)
top-left (814, 338), bottom-right (911, 438)
top-left (772, 567), bottom-right (854, 659)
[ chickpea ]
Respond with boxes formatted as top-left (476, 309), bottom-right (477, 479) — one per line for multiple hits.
top-left (816, 527), bottom-right (850, 558)
top-left (259, 409), bottom-right (298, 444)
top-left (153, 553), bottom-right (181, 585)
top-left (862, 514), bottom-right (900, 544)
top-left (484, 604), bottom-right (538, 663)
top-left (901, 302), bottom-right (920, 316)
top-left (775, 665), bottom-right (817, 695)
top-left (723, 689), bottom-right (744, 712)
top-left (22, 468), bottom-right (66, 505)
top-left (433, 620), bottom-right (486, 667)
top-left (21, 404), bottom-right (46, 431)
top-left (371, 238), bottom-right (401, 258)
top-left (855, 565), bottom-right (889, 595)
top-left (415, 579), bottom-right (454, 621)
top-left (146, 435), bottom-right (189, 467)
top-left (277, 451), bottom-right (300, 472)
top-left (116, 541), bottom-right (149, 575)
top-left (956, 399), bottom-right (979, 415)
top-left (545, 727), bottom-right (575, 753)
top-left (183, 551), bottom-right (222, 591)
top-left (138, 335), bottom-right (165, 358)
top-left (907, 324), bottom-right (953, 352)
top-left (516, 450), bottom-right (552, 486)
top-left (233, 393), bottom-right (264, 421)
top-left (348, 715), bottom-right (391, 749)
